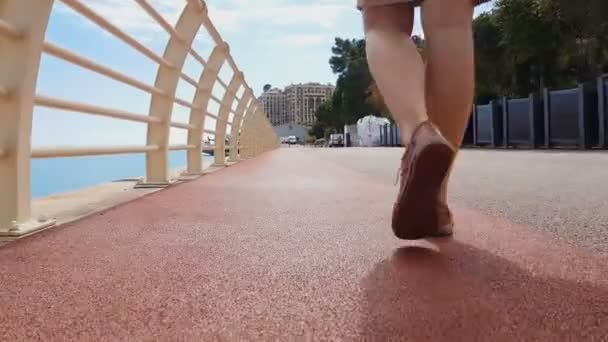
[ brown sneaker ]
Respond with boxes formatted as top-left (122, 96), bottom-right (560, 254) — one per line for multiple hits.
top-left (430, 175), bottom-right (455, 237)
top-left (392, 121), bottom-right (456, 240)
top-left (431, 201), bottom-right (454, 237)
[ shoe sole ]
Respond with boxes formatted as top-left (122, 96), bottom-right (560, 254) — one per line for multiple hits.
top-left (430, 223), bottom-right (454, 238)
top-left (392, 143), bottom-right (454, 240)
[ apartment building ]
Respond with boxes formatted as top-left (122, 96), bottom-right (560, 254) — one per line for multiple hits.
top-left (258, 88), bottom-right (287, 126)
top-left (284, 83), bottom-right (334, 126)
top-left (258, 82), bottom-right (335, 127)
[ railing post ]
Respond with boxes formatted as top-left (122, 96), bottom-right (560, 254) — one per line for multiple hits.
top-left (239, 106), bottom-right (280, 159)
top-left (228, 88), bottom-right (253, 162)
top-left (226, 89), bottom-right (252, 163)
top-left (254, 112), bottom-right (264, 156)
top-left (244, 112), bottom-right (256, 158)
top-left (0, 0), bottom-right (56, 237)
top-left (251, 111), bottom-right (260, 156)
top-left (543, 87), bottom-right (551, 149)
top-left (185, 44), bottom-right (228, 175)
top-left (260, 118), bottom-right (267, 153)
top-left (528, 93), bottom-right (537, 148)
top-left (263, 120), bottom-right (269, 151)
top-left (238, 113), bottom-right (248, 159)
top-left (502, 96), bottom-right (509, 148)
top-left (214, 71), bottom-right (243, 166)
top-left (258, 116), bottom-right (264, 154)
top-left (231, 104), bottom-right (248, 160)
top-left (489, 100), bottom-right (497, 148)
top-left (577, 83), bottom-right (588, 150)
top-left (599, 76), bottom-right (606, 149)
top-left (238, 104), bottom-right (256, 159)
top-left (140, 1), bottom-right (205, 188)
top-left (472, 103), bottom-right (478, 146)
top-left (242, 109), bottom-right (258, 159)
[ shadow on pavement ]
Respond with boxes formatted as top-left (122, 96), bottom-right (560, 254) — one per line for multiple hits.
top-left (361, 240), bottom-right (608, 341)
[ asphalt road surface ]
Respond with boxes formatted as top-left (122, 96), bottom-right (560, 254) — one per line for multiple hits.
top-left (310, 147), bottom-right (608, 256)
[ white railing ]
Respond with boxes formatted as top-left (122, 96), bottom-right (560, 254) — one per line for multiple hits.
top-left (0, 0), bottom-right (279, 237)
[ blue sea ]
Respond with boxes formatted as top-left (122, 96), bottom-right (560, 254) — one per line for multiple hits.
top-left (31, 152), bottom-right (213, 198)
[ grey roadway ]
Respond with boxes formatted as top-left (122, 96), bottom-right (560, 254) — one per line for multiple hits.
top-left (310, 147), bottom-right (608, 256)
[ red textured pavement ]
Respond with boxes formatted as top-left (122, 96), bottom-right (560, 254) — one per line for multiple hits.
top-left (1, 148), bottom-right (607, 341)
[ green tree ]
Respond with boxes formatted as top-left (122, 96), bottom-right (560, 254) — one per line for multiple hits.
top-left (316, 101), bottom-right (342, 130)
top-left (329, 38), bottom-right (380, 123)
top-left (316, 35), bottom-right (429, 131)
top-left (329, 38), bottom-right (367, 75)
top-left (473, 12), bottom-right (510, 101)
top-left (309, 37), bottom-right (376, 135)
top-left (539, 0), bottom-right (608, 79)
top-left (338, 58), bottom-right (376, 124)
top-left (318, 1), bottom-right (608, 124)
top-left (472, 0), bottom-right (608, 104)
top-left (494, 0), bottom-right (564, 93)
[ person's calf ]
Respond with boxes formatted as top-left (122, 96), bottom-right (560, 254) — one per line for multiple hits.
top-left (422, 0), bottom-right (475, 147)
top-left (419, 0), bottom-right (474, 235)
top-left (362, 3), bottom-right (414, 35)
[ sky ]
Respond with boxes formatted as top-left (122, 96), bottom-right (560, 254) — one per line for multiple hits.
top-left (33, 0), bottom-right (495, 147)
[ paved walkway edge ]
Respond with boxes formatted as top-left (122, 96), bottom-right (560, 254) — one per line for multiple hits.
top-left (0, 165), bottom-right (229, 246)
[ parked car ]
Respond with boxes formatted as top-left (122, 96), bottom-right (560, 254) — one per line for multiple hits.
top-left (287, 136), bottom-right (298, 145)
top-left (202, 136), bottom-right (230, 156)
top-left (329, 134), bottom-right (344, 147)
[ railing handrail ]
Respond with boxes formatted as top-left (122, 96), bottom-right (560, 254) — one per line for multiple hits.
top-left (133, 0), bottom-right (185, 43)
top-left (42, 42), bottom-right (167, 96)
top-left (180, 73), bottom-right (200, 88)
top-left (169, 144), bottom-right (197, 151)
top-left (34, 95), bottom-right (161, 124)
top-left (0, 0), bottom-right (279, 236)
top-left (59, 0), bottom-right (175, 69)
top-left (189, 48), bottom-right (208, 67)
top-left (31, 145), bottom-right (161, 158)
top-left (170, 121), bottom-right (197, 130)
top-left (174, 97), bottom-right (203, 111)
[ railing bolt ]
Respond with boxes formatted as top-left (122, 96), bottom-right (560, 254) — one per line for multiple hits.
top-left (10, 221), bottom-right (19, 232)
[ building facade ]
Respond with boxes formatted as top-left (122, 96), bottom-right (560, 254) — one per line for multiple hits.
top-left (284, 83), bottom-right (334, 126)
top-left (258, 82), bottom-right (335, 127)
top-left (258, 88), bottom-right (287, 126)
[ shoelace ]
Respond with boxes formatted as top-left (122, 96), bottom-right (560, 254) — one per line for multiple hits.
top-left (394, 167), bottom-right (401, 186)
top-left (394, 144), bottom-right (413, 186)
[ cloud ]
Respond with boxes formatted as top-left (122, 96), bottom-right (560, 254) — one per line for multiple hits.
top-left (57, 0), bottom-right (494, 44)
top-left (55, 0), bottom-right (183, 42)
top-left (474, 1), bottom-right (496, 16)
top-left (56, 0), bottom-right (353, 37)
top-left (208, 1), bottom-right (352, 33)
top-left (270, 33), bottom-right (334, 47)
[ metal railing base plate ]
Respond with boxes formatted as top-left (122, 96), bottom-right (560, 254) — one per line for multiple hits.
top-left (134, 179), bottom-right (179, 189)
top-left (0, 219), bottom-right (56, 240)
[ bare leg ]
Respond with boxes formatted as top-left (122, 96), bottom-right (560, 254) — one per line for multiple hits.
top-left (363, 4), bottom-right (428, 144)
top-left (421, 0), bottom-right (475, 203)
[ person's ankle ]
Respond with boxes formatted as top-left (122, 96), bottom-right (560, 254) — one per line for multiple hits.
top-left (397, 117), bottom-right (426, 145)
